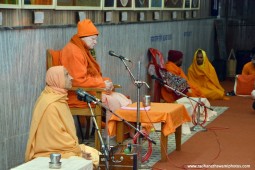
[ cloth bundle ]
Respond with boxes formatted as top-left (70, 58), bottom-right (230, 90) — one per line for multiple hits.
top-left (234, 74), bottom-right (255, 95)
top-left (159, 68), bottom-right (189, 99)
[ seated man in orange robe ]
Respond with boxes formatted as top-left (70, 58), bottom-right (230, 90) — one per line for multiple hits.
top-left (188, 49), bottom-right (229, 100)
top-left (231, 47), bottom-right (255, 96)
top-left (247, 48), bottom-right (255, 108)
top-left (242, 47), bottom-right (255, 75)
top-left (25, 66), bottom-right (100, 168)
top-left (226, 47), bottom-right (255, 96)
top-left (60, 19), bottom-right (148, 138)
top-left (161, 50), bottom-right (204, 103)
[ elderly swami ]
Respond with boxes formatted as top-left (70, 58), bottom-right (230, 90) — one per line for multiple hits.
top-left (25, 66), bottom-right (100, 168)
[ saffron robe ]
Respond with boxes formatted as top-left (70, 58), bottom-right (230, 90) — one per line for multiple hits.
top-left (60, 41), bottom-right (131, 108)
top-left (60, 41), bottom-right (106, 108)
top-left (25, 86), bottom-right (100, 166)
top-left (161, 61), bottom-right (204, 103)
top-left (242, 61), bottom-right (255, 75)
top-left (60, 39), bottom-right (132, 137)
top-left (187, 49), bottom-right (226, 100)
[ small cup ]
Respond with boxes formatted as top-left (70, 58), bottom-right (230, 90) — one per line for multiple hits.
top-left (142, 95), bottom-right (151, 107)
top-left (49, 153), bottom-right (61, 169)
top-left (50, 153), bottom-right (61, 163)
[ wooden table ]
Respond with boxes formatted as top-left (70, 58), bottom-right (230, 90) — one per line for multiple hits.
top-left (108, 102), bottom-right (191, 161)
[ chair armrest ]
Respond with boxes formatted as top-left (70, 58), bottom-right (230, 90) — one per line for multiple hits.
top-left (113, 84), bottom-right (122, 89)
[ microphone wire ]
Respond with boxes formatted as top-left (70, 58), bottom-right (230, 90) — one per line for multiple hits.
top-left (142, 105), bottom-right (192, 170)
top-left (141, 106), bottom-right (166, 164)
top-left (141, 98), bottom-right (229, 170)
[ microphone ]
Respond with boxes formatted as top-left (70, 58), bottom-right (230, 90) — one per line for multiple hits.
top-left (109, 51), bottom-right (131, 62)
top-left (76, 88), bottom-right (100, 103)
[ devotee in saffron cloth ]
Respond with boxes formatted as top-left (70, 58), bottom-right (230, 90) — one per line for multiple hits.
top-left (188, 49), bottom-right (229, 100)
top-left (25, 66), bottom-right (100, 168)
top-left (248, 48), bottom-right (255, 109)
top-left (59, 19), bottom-right (151, 137)
top-left (242, 47), bottom-right (255, 75)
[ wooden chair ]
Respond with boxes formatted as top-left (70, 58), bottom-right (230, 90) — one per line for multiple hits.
top-left (46, 49), bottom-right (104, 150)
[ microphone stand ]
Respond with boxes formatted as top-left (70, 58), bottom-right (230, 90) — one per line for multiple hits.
top-left (78, 92), bottom-right (156, 170)
top-left (120, 60), bottom-right (150, 143)
top-left (153, 76), bottom-right (211, 131)
top-left (86, 100), bottom-right (109, 170)
top-left (88, 98), bottom-right (156, 169)
top-left (190, 98), bottom-right (207, 132)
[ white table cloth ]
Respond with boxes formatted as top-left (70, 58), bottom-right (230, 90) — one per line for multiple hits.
top-left (11, 156), bottom-right (93, 170)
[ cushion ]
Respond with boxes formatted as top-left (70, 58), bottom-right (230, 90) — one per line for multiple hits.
top-left (234, 74), bottom-right (255, 95)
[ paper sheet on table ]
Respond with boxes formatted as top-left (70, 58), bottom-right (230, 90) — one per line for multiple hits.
top-left (121, 106), bottom-right (151, 111)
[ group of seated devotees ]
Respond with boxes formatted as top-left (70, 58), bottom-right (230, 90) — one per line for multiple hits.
top-left (161, 50), bottom-right (205, 103)
top-left (161, 49), bottom-right (229, 102)
top-left (25, 66), bottom-right (100, 168)
top-left (24, 19), bottom-right (233, 168)
top-left (25, 19), bottom-right (150, 168)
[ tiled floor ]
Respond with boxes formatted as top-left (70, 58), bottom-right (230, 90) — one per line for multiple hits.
top-left (80, 106), bottom-right (228, 169)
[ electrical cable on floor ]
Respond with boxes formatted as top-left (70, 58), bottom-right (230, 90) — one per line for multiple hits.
top-left (191, 101), bottom-right (208, 127)
top-left (131, 107), bottom-right (155, 163)
top-left (143, 108), bottom-right (170, 170)
top-left (150, 97), bottom-right (229, 170)
top-left (133, 129), bottom-right (152, 163)
top-left (143, 107), bottom-right (169, 158)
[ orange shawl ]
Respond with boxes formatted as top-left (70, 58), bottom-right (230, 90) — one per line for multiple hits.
top-left (188, 49), bottom-right (225, 100)
top-left (25, 86), bottom-right (81, 162)
top-left (60, 35), bottom-right (106, 107)
top-left (71, 34), bottom-right (102, 77)
top-left (242, 61), bottom-right (255, 75)
top-left (161, 61), bottom-right (204, 103)
top-left (25, 67), bottom-right (82, 161)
